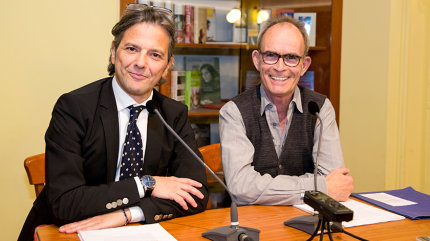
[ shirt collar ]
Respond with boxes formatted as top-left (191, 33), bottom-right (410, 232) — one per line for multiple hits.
top-left (259, 85), bottom-right (303, 115)
top-left (112, 76), bottom-right (153, 112)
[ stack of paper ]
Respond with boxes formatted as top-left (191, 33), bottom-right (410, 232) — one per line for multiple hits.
top-left (78, 223), bottom-right (177, 241)
top-left (294, 198), bottom-right (405, 227)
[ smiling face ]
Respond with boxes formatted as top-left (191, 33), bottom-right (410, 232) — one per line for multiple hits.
top-left (252, 22), bottom-right (311, 103)
top-left (111, 22), bottom-right (173, 103)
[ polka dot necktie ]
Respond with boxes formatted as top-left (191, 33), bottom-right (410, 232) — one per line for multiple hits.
top-left (119, 105), bottom-right (146, 180)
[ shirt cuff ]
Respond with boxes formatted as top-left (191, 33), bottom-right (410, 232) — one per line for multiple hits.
top-left (129, 206), bottom-right (145, 222)
top-left (134, 176), bottom-right (145, 198)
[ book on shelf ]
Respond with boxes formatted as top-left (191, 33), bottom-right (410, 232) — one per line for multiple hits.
top-left (206, 8), bottom-right (216, 41)
top-left (184, 56), bottom-right (221, 105)
top-left (194, 7), bottom-right (207, 44)
top-left (170, 70), bottom-right (185, 104)
top-left (294, 12), bottom-right (316, 47)
top-left (150, 0), bottom-right (164, 7)
top-left (272, 8), bottom-right (294, 18)
top-left (204, 41), bottom-right (247, 45)
top-left (184, 70), bottom-right (201, 110)
top-left (298, 71), bottom-right (314, 90)
top-left (247, 29), bottom-right (258, 45)
top-left (163, 1), bottom-right (173, 11)
top-left (184, 5), bottom-right (194, 44)
top-left (174, 3), bottom-right (185, 43)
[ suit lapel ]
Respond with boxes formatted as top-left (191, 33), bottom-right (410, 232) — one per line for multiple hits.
top-left (99, 79), bottom-right (120, 182)
top-left (144, 107), bottom-right (163, 174)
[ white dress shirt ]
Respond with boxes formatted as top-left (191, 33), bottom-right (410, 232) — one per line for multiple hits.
top-left (112, 77), bottom-right (150, 222)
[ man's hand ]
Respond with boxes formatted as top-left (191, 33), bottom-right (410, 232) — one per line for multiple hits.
top-left (325, 168), bottom-right (354, 202)
top-left (59, 209), bottom-right (130, 233)
top-left (152, 176), bottom-right (204, 210)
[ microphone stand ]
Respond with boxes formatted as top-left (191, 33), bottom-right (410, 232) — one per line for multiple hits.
top-left (285, 102), bottom-right (364, 241)
top-left (148, 102), bottom-right (260, 241)
top-left (284, 108), bottom-right (324, 236)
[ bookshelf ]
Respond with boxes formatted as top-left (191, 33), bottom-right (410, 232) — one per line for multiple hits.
top-left (119, 0), bottom-right (342, 123)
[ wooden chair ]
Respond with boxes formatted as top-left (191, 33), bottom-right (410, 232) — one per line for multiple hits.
top-left (198, 143), bottom-right (222, 183)
top-left (24, 153), bottom-right (45, 197)
top-left (24, 145), bottom-right (223, 207)
top-left (198, 143), bottom-right (225, 209)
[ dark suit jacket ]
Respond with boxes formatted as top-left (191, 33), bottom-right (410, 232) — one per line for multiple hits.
top-left (19, 77), bottom-right (208, 240)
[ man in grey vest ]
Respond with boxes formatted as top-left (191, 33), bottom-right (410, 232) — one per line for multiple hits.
top-left (219, 16), bottom-right (353, 205)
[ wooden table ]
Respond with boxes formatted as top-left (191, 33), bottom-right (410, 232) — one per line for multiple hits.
top-left (37, 205), bottom-right (430, 240)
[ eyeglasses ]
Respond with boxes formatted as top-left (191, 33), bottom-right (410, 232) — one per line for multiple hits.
top-left (260, 51), bottom-right (304, 67)
top-left (126, 3), bottom-right (173, 18)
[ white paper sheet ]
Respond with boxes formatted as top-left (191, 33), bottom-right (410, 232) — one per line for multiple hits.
top-left (78, 223), bottom-right (177, 241)
top-left (294, 198), bottom-right (405, 228)
top-left (359, 193), bottom-right (418, 206)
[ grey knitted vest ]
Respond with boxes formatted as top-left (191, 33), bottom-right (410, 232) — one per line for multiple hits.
top-left (232, 85), bottom-right (326, 177)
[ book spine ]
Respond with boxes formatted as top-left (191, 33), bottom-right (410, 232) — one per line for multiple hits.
top-left (174, 4), bottom-right (185, 43)
top-left (171, 71), bottom-right (185, 103)
top-left (184, 71), bottom-right (191, 109)
top-left (194, 7), bottom-right (207, 44)
top-left (184, 5), bottom-right (194, 44)
top-left (206, 8), bottom-right (216, 41)
top-left (184, 71), bottom-right (201, 110)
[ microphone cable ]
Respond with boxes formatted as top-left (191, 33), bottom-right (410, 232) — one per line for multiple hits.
top-left (330, 222), bottom-right (368, 241)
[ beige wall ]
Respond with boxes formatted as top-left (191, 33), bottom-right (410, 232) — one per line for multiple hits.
top-left (341, 0), bottom-right (430, 193)
top-left (0, 0), bottom-right (118, 239)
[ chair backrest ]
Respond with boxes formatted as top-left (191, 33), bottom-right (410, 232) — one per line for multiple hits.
top-left (198, 143), bottom-right (224, 209)
top-left (23, 145), bottom-right (221, 199)
top-left (24, 153), bottom-right (45, 197)
top-left (198, 143), bottom-right (222, 179)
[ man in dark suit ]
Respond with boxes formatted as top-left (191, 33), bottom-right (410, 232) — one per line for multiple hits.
top-left (19, 5), bottom-right (208, 240)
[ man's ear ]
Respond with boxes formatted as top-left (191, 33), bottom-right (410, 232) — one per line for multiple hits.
top-left (110, 42), bottom-right (116, 65)
top-left (162, 57), bottom-right (174, 78)
top-left (251, 50), bottom-right (261, 71)
top-left (300, 56), bottom-right (312, 76)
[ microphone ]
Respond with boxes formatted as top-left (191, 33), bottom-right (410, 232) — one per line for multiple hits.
top-left (284, 101), bottom-right (353, 238)
top-left (146, 100), bottom-right (260, 241)
top-left (307, 101), bottom-right (322, 193)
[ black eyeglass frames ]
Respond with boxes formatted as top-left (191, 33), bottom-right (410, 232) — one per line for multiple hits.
top-left (259, 51), bottom-right (304, 67)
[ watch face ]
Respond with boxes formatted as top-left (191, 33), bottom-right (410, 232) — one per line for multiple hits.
top-left (142, 175), bottom-right (156, 190)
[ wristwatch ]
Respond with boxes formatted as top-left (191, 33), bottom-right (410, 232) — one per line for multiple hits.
top-left (141, 175), bottom-right (156, 196)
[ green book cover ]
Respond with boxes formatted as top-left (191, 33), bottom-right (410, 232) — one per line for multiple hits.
top-left (184, 56), bottom-right (221, 105)
top-left (184, 70), bottom-right (201, 110)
